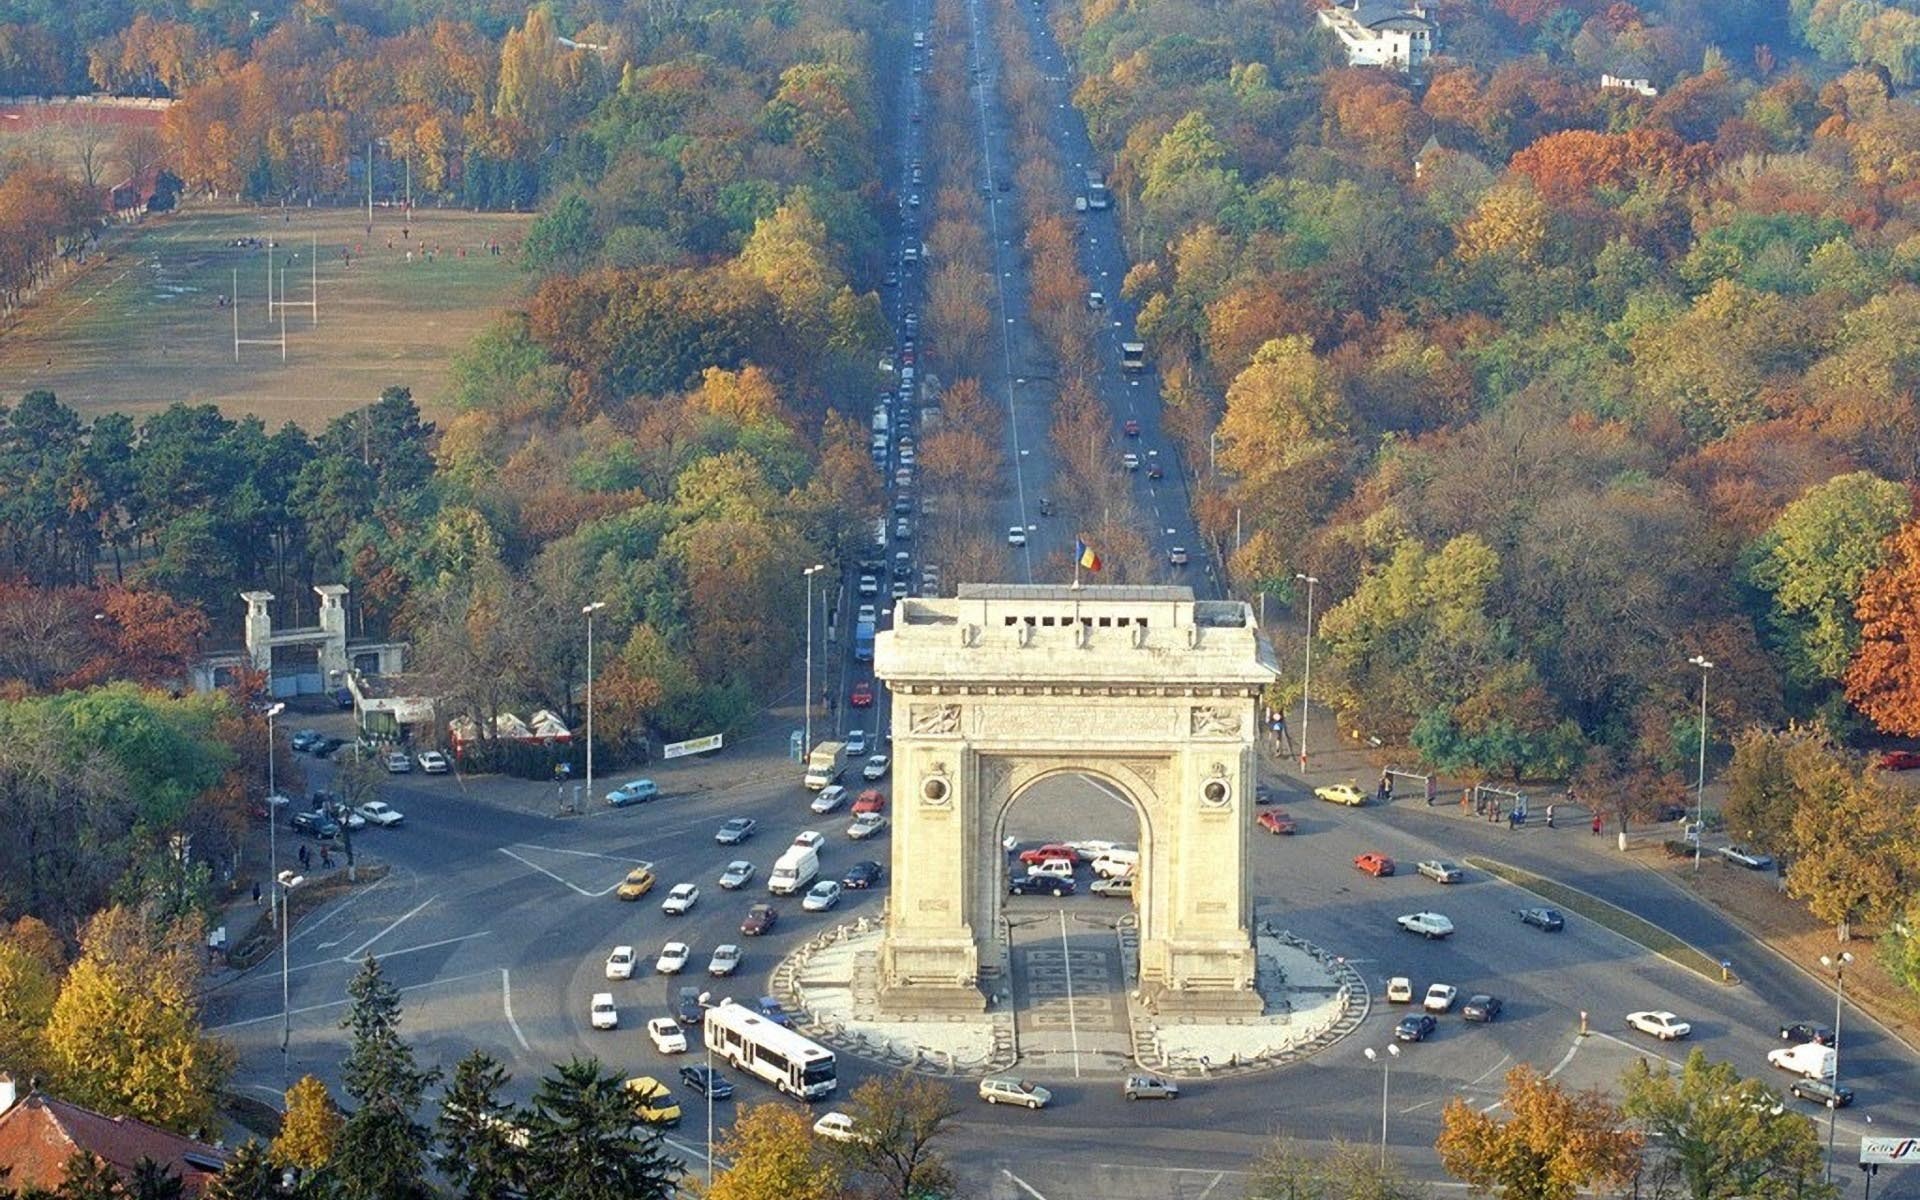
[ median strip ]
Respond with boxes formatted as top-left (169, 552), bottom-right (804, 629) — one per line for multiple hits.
top-left (1463, 857), bottom-right (1735, 985)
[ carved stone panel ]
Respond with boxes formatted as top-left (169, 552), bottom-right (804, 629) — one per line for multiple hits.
top-left (971, 703), bottom-right (1178, 742)
top-left (909, 703), bottom-right (961, 736)
top-left (1189, 705), bottom-right (1244, 738)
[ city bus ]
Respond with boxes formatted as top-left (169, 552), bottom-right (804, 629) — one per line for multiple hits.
top-left (703, 1000), bottom-right (837, 1100)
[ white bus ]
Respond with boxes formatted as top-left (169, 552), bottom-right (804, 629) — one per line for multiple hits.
top-left (703, 1001), bottom-right (837, 1100)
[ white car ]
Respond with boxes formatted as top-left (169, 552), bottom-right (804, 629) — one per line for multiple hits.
top-left (355, 800), bottom-right (404, 828)
top-left (863, 755), bottom-right (891, 781)
top-left (1423, 983), bottom-right (1459, 1013)
top-left (1397, 912), bottom-right (1455, 939)
top-left (1386, 976), bottom-right (1414, 1004)
top-left (1007, 526), bottom-right (1027, 547)
top-left (849, 812), bottom-right (889, 839)
top-left (416, 751), bottom-right (449, 774)
top-left (385, 751), bottom-right (413, 773)
top-left (656, 942), bottom-right (691, 974)
top-left (813, 1112), bottom-right (861, 1143)
top-left (661, 884), bottom-right (700, 915)
top-left (605, 945), bottom-right (636, 980)
top-left (1627, 1011), bottom-right (1693, 1041)
top-left (1717, 845), bottom-right (1775, 870)
top-left (647, 1017), bottom-right (688, 1054)
top-left (708, 944), bottom-right (742, 976)
top-left (803, 881), bottom-right (843, 912)
top-left (590, 993), bottom-right (618, 1030)
top-left (811, 785), bottom-right (849, 815)
top-left (718, 860), bottom-right (755, 890)
top-left (792, 830), bottom-right (825, 851)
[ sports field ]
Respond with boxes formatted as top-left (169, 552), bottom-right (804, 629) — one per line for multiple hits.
top-left (0, 203), bottom-right (535, 427)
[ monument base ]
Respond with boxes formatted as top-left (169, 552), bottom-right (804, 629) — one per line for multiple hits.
top-left (877, 979), bottom-right (989, 1014)
top-left (1138, 980), bottom-right (1266, 1017)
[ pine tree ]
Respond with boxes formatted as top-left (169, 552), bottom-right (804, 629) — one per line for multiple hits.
top-left (331, 957), bottom-right (439, 1200)
top-left (200, 1141), bottom-right (281, 1200)
top-left (523, 1058), bottom-right (677, 1200)
top-left (435, 1051), bottom-right (523, 1200)
top-left (125, 1159), bottom-right (182, 1200)
top-left (54, 1152), bottom-right (123, 1199)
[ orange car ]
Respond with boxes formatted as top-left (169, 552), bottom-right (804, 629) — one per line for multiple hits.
top-left (853, 789), bottom-right (887, 814)
top-left (1354, 852), bottom-right (1395, 877)
top-left (1256, 810), bottom-right (1296, 835)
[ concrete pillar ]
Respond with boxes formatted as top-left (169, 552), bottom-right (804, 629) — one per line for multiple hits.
top-left (241, 591), bottom-right (275, 673)
top-left (315, 584), bottom-right (350, 684)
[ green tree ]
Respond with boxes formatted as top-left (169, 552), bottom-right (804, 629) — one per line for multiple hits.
top-left (705, 1103), bottom-right (841, 1200)
top-left (522, 1058), bottom-right (677, 1200)
top-left (271, 1076), bottom-right (340, 1174)
top-left (126, 1158), bottom-right (183, 1200)
top-left (200, 1140), bottom-right (280, 1200)
top-left (1245, 1137), bottom-right (1426, 1200)
top-left (523, 195), bottom-right (598, 276)
top-left (1436, 1066), bottom-right (1640, 1200)
top-left (835, 1072), bottom-right (959, 1199)
top-left (1782, 750), bottom-right (1915, 939)
top-left (55, 1151), bottom-right (125, 1199)
top-left (333, 957), bottom-right (439, 1200)
top-left (1622, 1050), bottom-right (1835, 1200)
top-left (435, 1051), bottom-right (522, 1200)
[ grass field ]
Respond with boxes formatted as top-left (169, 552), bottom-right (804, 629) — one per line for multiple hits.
top-left (0, 203), bottom-right (535, 427)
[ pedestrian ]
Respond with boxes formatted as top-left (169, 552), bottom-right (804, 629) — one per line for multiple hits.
top-left (1591, 813), bottom-right (1603, 836)
top-left (1546, 804), bottom-right (1556, 828)
top-left (321, 846), bottom-right (333, 869)
top-left (252, 880), bottom-right (262, 906)
top-left (298, 843), bottom-right (310, 869)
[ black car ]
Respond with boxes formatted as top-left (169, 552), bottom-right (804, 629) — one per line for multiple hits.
top-left (679, 1065), bottom-right (733, 1100)
top-left (741, 904), bottom-right (779, 936)
top-left (843, 861), bottom-right (884, 889)
top-left (1780, 1022), bottom-right (1837, 1047)
top-left (1788, 1077), bottom-right (1854, 1108)
top-left (1518, 907), bottom-right (1565, 932)
top-left (290, 811), bottom-right (340, 839)
top-left (677, 986), bottom-right (704, 1025)
top-left (311, 736), bottom-right (345, 759)
top-left (1462, 994), bottom-right (1504, 1023)
top-left (1008, 873), bottom-right (1075, 897)
top-left (1395, 1013), bottom-right (1438, 1042)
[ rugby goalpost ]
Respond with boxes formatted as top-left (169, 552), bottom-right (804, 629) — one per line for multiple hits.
top-left (265, 234), bottom-right (318, 325)
top-left (232, 267), bottom-right (286, 363)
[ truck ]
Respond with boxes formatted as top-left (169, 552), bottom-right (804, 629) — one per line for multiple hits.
top-left (768, 845), bottom-right (821, 895)
top-left (804, 741), bottom-right (847, 791)
top-left (1120, 342), bottom-right (1147, 372)
top-left (1085, 170), bottom-right (1110, 210)
top-left (854, 618), bottom-right (876, 662)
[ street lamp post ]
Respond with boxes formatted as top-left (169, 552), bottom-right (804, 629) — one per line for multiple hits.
top-left (1820, 951), bottom-right (1852, 1184)
top-left (1363, 1044), bottom-right (1400, 1166)
top-left (1209, 431), bottom-right (1219, 477)
top-left (277, 869), bottom-right (304, 1092)
top-left (582, 602), bottom-right (606, 807)
top-left (1688, 655), bottom-right (1713, 873)
top-left (803, 564), bottom-right (827, 755)
top-left (1295, 574), bottom-right (1319, 772)
top-left (705, 1039), bottom-right (716, 1191)
top-left (264, 701), bottom-right (285, 929)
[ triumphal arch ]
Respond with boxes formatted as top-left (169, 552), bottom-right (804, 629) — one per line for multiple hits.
top-left (872, 584), bottom-right (1278, 1015)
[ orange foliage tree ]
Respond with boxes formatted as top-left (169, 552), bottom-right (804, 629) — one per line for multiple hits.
top-left (1846, 518), bottom-right (1920, 735)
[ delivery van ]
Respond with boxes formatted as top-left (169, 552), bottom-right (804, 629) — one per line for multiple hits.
top-left (769, 846), bottom-right (821, 895)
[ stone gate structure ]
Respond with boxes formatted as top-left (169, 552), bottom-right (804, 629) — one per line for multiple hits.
top-left (873, 584), bottom-right (1278, 1015)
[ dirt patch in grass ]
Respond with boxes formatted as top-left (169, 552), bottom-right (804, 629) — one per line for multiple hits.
top-left (1465, 855), bottom-right (1733, 984)
top-left (1623, 843), bottom-right (1920, 1047)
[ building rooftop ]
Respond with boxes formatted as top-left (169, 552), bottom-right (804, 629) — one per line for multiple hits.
top-left (0, 1091), bottom-right (226, 1195)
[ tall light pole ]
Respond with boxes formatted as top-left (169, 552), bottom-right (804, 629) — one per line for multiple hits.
top-left (1820, 951), bottom-right (1852, 1184)
top-left (582, 602), bottom-right (606, 806)
top-left (705, 1038), bottom-right (716, 1191)
top-left (1688, 655), bottom-right (1713, 873)
top-left (803, 564), bottom-right (827, 754)
top-left (265, 701), bottom-right (285, 929)
top-left (1296, 573), bottom-right (1319, 772)
top-left (1363, 1044), bottom-right (1400, 1166)
top-left (277, 869), bottom-right (304, 1093)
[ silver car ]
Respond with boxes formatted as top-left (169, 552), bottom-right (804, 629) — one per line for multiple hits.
top-left (1123, 1074), bottom-right (1178, 1101)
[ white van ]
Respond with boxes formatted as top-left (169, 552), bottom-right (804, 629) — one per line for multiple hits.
top-left (1091, 850), bottom-right (1138, 879)
top-left (1767, 1042), bottom-right (1836, 1080)
top-left (769, 846), bottom-right (821, 895)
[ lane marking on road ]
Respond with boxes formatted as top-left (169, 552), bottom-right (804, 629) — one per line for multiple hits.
top-left (1585, 1029), bottom-right (1687, 1068)
top-left (210, 969), bottom-right (498, 1030)
top-left (1003, 1169), bottom-right (1050, 1199)
top-left (1546, 1035), bottom-right (1581, 1080)
top-left (342, 894), bottom-right (439, 960)
top-left (1193, 1173), bottom-right (1228, 1200)
top-left (499, 847), bottom-right (614, 896)
top-left (510, 843), bottom-right (652, 862)
top-left (298, 875), bottom-right (394, 949)
top-left (278, 930), bottom-right (492, 979)
top-left (1058, 908), bottom-right (1082, 1078)
top-left (1463, 1052), bottom-right (1513, 1090)
top-left (501, 968), bottom-right (530, 1051)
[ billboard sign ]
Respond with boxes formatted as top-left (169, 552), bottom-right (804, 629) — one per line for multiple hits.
top-left (663, 733), bottom-right (724, 759)
top-left (1862, 1138), bottom-right (1920, 1165)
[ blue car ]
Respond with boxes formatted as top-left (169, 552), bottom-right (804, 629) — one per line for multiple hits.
top-left (756, 996), bottom-right (792, 1027)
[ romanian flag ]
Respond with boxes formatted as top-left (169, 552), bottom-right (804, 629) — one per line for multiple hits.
top-left (1075, 538), bottom-right (1102, 571)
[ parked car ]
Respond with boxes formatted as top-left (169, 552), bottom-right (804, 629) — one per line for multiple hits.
top-left (384, 752), bottom-right (412, 774)
top-left (655, 942), bottom-right (691, 974)
top-left (979, 1078), bottom-right (1051, 1109)
top-left (647, 1018), bottom-right (688, 1054)
top-left (606, 779), bottom-right (659, 807)
top-left (416, 750), bottom-right (449, 774)
top-left (1417, 860), bottom-right (1464, 884)
top-left (741, 904), bottom-right (779, 936)
top-left (590, 993), bottom-right (618, 1030)
top-left (1315, 782), bottom-right (1366, 806)
top-left (290, 730), bottom-right (323, 752)
top-left (718, 861), bottom-right (755, 890)
top-left (355, 801), bottom-right (404, 828)
top-left (680, 1065), bottom-right (733, 1100)
top-left (843, 861), bottom-right (884, 889)
top-left (1518, 907), bottom-right (1565, 932)
top-left (661, 884), bottom-right (700, 915)
top-left (311, 736), bottom-right (345, 758)
top-left (1256, 810), bottom-right (1296, 835)
top-left (1875, 749), bottom-right (1920, 771)
top-left (605, 945), bottom-right (636, 980)
top-left (715, 818), bottom-right (756, 845)
top-left (1717, 845), bottom-right (1775, 870)
top-left (1123, 1074), bottom-right (1178, 1101)
top-left (1397, 912), bottom-right (1455, 939)
top-left (290, 811), bottom-right (339, 839)
top-left (1009, 873), bottom-right (1075, 897)
top-left (1354, 852), bottom-right (1395, 877)
top-left (708, 944), bottom-right (742, 977)
top-left (1626, 1011), bottom-right (1692, 1041)
top-left (1423, 984), bottom-right (1459, 1013)
top-left (1462, 994), bottom-right (1504, 1022)
top-left (1395, 1014), bottom-right (1437, 1042)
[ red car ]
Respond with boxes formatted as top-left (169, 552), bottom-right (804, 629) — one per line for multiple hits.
top-left (1017, 843), bottom-right (1080, 866)
top-left (1123, 419), bottom-right (1141, 437)
top-left (1256, 810), bottom-right (1296, 835)
top-left (853, 789), bottom-right (887, 814)
top-left (1876, 749), bottom-right (1920, 771)
top-left (1354, 852), bottom-right (1395, 877)
top-left (850, 681), bottom-right (874, 707)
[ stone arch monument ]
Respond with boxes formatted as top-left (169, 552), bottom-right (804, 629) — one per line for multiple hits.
top-left (873, 584), bottom-right (1278, 1016)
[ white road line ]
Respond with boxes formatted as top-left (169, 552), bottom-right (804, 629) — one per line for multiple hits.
top-left (341, 894), bottom-right (438, 960)
top-left (278, 930), bottom-right (490, 978)
top-left (1545, 1035), bottom-right (1582, 1080)
top-left (508, 844), bottom-right (648, 861)
top-left (210, 969), bottom-right (498, 1030)
top-left (1193, 1172), bottom-right (1227, 1200)
top-left (1586, 1029), bottom-right (1687, 1068)
top-left (293, 875), bottom-right (391, 948)
top-left (501, 969), bottom-right (530, 1051)
top-left (1058, 908), bottom-right (1081, 1078)
top-left (499, 847), bottom-right (604, 896)
top-left (1463, 1052), bottom-right (1513, 1090)
top-left (1003, 1169), bottom-right (1050, 1199)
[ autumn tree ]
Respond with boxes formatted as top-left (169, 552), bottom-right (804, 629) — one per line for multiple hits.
top-left (1781, 749), bottom-right (1915, 939)
top-left (1246, 1137), bottom-right (1428, 1200)
top-left (1845, 517), bottom-right (1920, 734)
top-left (832, 1072), bottom-right (959, 1200)
top-left (1436, 1065), bottom-right (1640, 1200)
top-left (1721, 726), bottom-right (1817, 855)
top-left (271, 1075), bottom-right (341, 1174)
top-left (705, 1102), bottom-right (842, 1200)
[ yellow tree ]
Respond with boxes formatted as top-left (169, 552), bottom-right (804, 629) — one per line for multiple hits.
top-left (0, 930), bottom-right (59, 1073)
top-left (44, 906), bottom-right (231, 1133)
top-left (702, 1103), bottom-right (841, 1200)
top-left (1436, 1065), bottom-right (1641, 1200)
top-left (272, 1075), bottom-right (342, 1172)
top-left (1454, 180), bottom-right (1550, 263)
